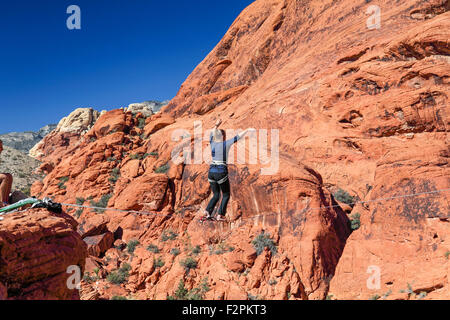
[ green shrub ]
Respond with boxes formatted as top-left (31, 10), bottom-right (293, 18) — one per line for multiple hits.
top-left (109, 168), bottom-right (120, 184)
top-left (74, 209), bottom-right (83, 218)
top-left (382, 289), bottom-right (392, 299)
top-left (76, 197), bottom-right (85, 205)
top-left (90, 194), bottom-right (112, 213)
top-left (127, 240), bottom-right (140, 254)
top-left (83, 272), bottom-right (98, 284)
top-left (111, 296), bottom-right (127, 300)
top-left (161, 230), bottom-right (178, 242)
top-left (191, 245), bottom-right (201, 256)
top-left (154, 257), bottom-right (165, 268)
top-left (57, 176), bottom-right (69, 190)
top-left (445, 251), bottom-right (450, 260)
top-left (268, 279), bottom-right (277, 286)
top-left (350, 212), bottom-right (361, 230)
top-left (170, 248), bottom-right (181, 256)
top-left (180, 257), bottom-right (198, 272)
top-left (333, 188), bottom-right (356, 206)
top-left (107, 157), bottom-right (117, 162)
top-left (57, 182), bottom-right (66, 190)
top-left (252, 232), bottom-right (277, 256)
top-left (211, 242), bottom-right (235, 255)
top-left (130, 153), bottom-right (142, 160)
top-left (400, 283), bottom-right (416, 298)
top-left (107, 263), bottom-right (131, 285)
top-left (155, 162), bottom-right (170, 174)
top-left (137, 117), bottom-right (146, 129)
top-left (147, 244), bottom-right (160, 253)
top-left (167, 279), bottom-right (209, 300)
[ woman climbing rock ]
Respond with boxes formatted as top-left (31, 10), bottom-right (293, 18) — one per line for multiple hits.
top-left (204, 118), bottom-right (255, 222)
top-left (0, 140), bottom-right (13, 208)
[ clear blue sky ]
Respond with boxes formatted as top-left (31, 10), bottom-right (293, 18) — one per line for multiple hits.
top-left (0, 0), bottom-right (254, 134)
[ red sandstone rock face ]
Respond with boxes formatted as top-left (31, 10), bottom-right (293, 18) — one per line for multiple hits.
top-left (31, 0), bottom-right (449, 300)
top-left (329, 136), bottom-right (450, 300)
top-left (0, 209), bottom-right (87, 300)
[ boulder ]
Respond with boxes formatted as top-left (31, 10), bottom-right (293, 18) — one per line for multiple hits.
top-left (0, 209), bottom-right (87, 300)
top-left (84, 232), bottom-right (115, 257)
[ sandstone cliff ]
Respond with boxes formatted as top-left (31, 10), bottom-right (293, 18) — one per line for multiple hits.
top-left (0, 209), bottom-right (87, 300)
top-left (30, 0), bottom-right (449, 300)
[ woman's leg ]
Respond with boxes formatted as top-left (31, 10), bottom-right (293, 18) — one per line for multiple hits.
top-left (218, 179), bottom-right (231, 217)
top-left (0, 173), bottom-right (13, 204)
top-left (205, 181), bottom-right (221, 216)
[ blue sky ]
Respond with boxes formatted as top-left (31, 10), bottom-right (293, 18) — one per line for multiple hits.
top-left (0, 0), bottom-right (254, 134)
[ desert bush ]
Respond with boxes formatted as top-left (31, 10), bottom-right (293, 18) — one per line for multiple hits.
top-left (180, 257), bottom-right (198, 272)
top-left (350, 212), bottom-right (361, 230)
top-left (83, 272), bottom-right (98, 283)
top-left (127, 240), bottom-right (140, 254)
top-left (109, 168), bottom-right (120, 184)
top-left (333, 188), bottom-right (356, 206)
top-left (154, 257), bottom-right (165, 268)
top-left (155, 162), bottom-right (170, 174)
top-left (161, 230), bottom-right (178, 242)
top-left (167, 279), bottom-right (209, 300)
top-left (57, 176), bottom-right (69, 190)
top-left (268, 279), bottom-right (277, 286)
top-left (147, 244), bottom-right (160, 253)
top-left (137, 117), bottom-right (146, 129)
top-left (252, 232), bottom-right (277, 256)
top-left (107, 263), bottom-right (131, 285)
top-left (90, 194), bottom-right (112, 213)
top-left (74, 209), bottom-right (83, 218)
top-left (210, 242), bottom-right (234, 255)
top-left (191, 245), bottom-right (201, 256)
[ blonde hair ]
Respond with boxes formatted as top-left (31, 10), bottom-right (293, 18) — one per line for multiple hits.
top-left (212, 129), bottom-right (225, 142)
